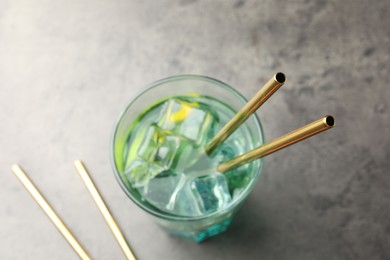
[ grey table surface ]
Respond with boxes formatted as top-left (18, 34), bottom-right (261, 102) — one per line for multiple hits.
top-left (1, 0), bottom-right (389, 259)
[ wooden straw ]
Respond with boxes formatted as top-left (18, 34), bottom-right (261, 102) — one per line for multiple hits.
top-left (217, 115), bottom-right (335, 173)
top-left (11, 164), bottom-right (91, 260)
top-left (205, 72), bottom-right (286, 155)
top-left (73, 160), bottom-right (136, 260)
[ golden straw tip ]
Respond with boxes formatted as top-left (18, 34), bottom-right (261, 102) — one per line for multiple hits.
top-left (274, 72), bottom-right (286, 83)
top-left (323, 115), bottom-right (335, 127)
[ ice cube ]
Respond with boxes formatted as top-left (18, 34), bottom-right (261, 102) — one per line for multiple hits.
top-left (137, 124), bottom-right (159, 161)
top-left (124, 157), bottom-right (166, 188)
top-left (125, 159), bottom-right (232, 216)
top-left (155, 132), bottom-right (183, 168)
top-left (125, 158), bottom-right (188, 212)
top-left (190, 173), bottom-right (232, 214)
top-left (169, 180), bottom-right (203, 216)
top-left (139, 169), bottom-right (185, 211)
top-left (138, 123), bottom-right (198, 170)
top-left (157, 98), bottom-right (218, 145)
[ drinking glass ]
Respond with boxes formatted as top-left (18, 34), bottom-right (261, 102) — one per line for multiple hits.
top-left (111, 75), bottom-right (264, 242)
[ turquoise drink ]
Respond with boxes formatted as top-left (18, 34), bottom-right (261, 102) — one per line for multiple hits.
top-left (112, 75), bottom-right (264, 242)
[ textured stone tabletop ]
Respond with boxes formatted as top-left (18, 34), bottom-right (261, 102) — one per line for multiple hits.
top-left (1, 0), bottom-right (389, 259)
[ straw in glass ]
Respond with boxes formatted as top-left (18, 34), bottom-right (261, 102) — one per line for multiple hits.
top-left (205, 72), bottom-right (286, 155)
top-left (217, 115), bottom-right (335, 172)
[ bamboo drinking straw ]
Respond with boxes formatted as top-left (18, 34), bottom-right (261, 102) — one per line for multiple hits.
top-left (11, 164), bottom-right (91, 260)
top-left (74, 160), bottom-right (136, 260)
top-left (217, 115), bottom-right (335, 173)
top-left (205, 72), bottom-right (286, 155)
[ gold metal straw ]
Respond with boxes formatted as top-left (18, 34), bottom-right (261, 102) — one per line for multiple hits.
top-left (205, 72), bottom-right (286, 155)
top-left (11, 164), bottom-right (91, 260)
top-left (217, 115), bottom-right (335, 173)
top-left (74, 160), bottom-right (136, 260)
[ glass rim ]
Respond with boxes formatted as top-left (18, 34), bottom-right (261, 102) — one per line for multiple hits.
top-left (110, 74), bottom-right (264, 221)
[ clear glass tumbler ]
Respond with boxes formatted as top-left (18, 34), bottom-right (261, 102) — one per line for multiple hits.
top-left (111, 75), bottom-right (264, 242)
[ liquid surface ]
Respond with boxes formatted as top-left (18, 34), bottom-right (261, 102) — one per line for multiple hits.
top-left (121, 95), bottom-right (258, 217)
